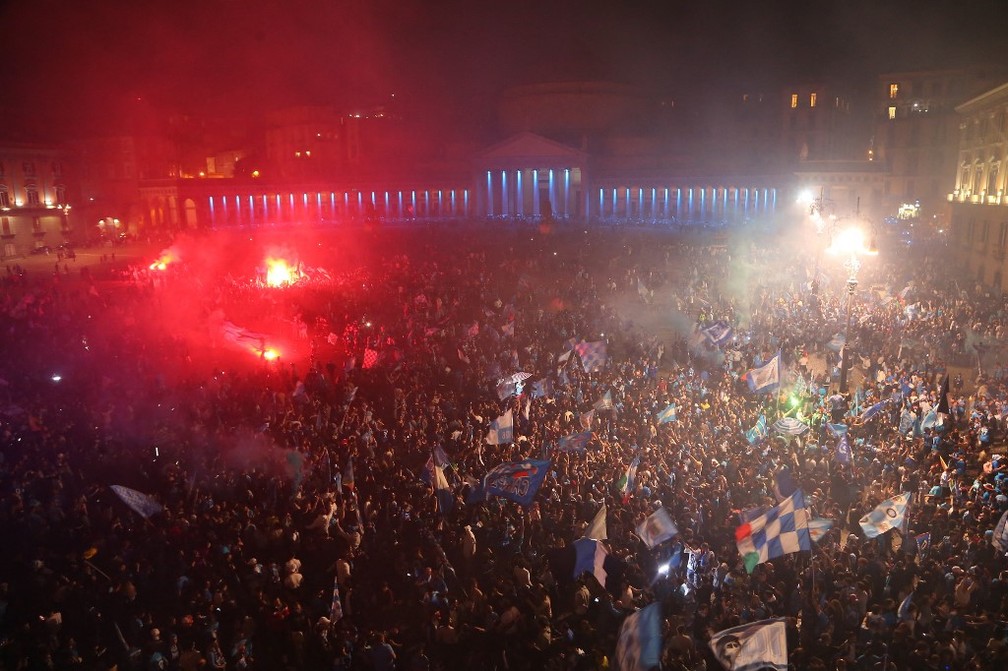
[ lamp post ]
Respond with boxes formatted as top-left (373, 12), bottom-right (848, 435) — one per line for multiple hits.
top-left (829, 227), bottom-right (877, 394)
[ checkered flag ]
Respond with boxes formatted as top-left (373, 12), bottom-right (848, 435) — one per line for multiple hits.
top-left (735, 489), bottom-right (811, 573)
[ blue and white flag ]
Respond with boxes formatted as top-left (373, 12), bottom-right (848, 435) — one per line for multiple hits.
top-left (772, 469), bottom-right (798, 502)
top-left (860, 399), bottom-right (888, 422)
top-left (834, 433), bottom-right (853, 465)
top-left (531, 377), bottom-right (554, 399)
top-left (920, 406), bottom-right (938, 431)
top-left (110, 485), bottom-right (163, 519)
top-left (826, 422), bottom-right (848, 438)
top-left (557, 430), bottom-right (592, 453)
top-left (483, 458), bottom-right (551, 507)
top-left (859, 492), bottom-right (912, 538)
top-left (593, 390), bottom-right (614, 411)
top-left (636, 507), bottom-right (678, 549)
top-left (615, 602), bottom-right (662, 671)
top-left (573, 537), bottom-right (613, 586)
top-left (584, 503), bottom-right (607, 540)
top-left (915, 532), bottom-right (931, 554)
top-left (899, 409), bottom-right (916, 435)
top-left (735, 490), bottom-right (810, 573)
top-left (656, 403), bottom-right (677, 424)
top-left (808, 518), bottom-right (833, 543)
top-left (709, 618), bottom-right (788, 671)
top-left (746, 353), bottom-right (781, 393)
top-left (745, 415), bottom-right (768, 444)
top-left (619, 456), bottom-right (641, 502)
top-left (992, 510), bottom-right (1008, 552)
top-left (579, 409), bottom-right (595, 429)
top-left (420, 456), bottom-right (455, 516)
top-left (575, 340), bottom-right (608, 373)
top-left (773, 417), bottom-right (809, 437)
top-left (496, 379), bottom-right (518, 400)
top-left (485, 409), bottom-right (514, 445)
top-left (702, 319), bottom-right (733, 346)
top-left (826, 333), bottom-right (846, 352)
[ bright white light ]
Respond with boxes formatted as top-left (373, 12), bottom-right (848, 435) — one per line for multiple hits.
top-left (51, 374), bottom-right (62, 382)
top-left (796, 189), bottom-right (814, 205)
top-left (828, 227), bottom-right (874, 256)
top-left (657, 562), bottom-right (670, 575)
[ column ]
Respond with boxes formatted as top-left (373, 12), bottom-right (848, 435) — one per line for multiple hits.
top-left (532, 170), bottom-right (540, 218)
top-left (516, 170), bottom-right (523, 218)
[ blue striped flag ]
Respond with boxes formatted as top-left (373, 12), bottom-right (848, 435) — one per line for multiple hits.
top-left (746, 353), bottom-right (781, 393)
top-left (615, 602), bottom-right (662, 671)
top-left (745, 415), bottom-right (768, 444)
top-left (702, 320), bottom-right (733, 346)
top-left (656, 403), bottom-right (677, 424)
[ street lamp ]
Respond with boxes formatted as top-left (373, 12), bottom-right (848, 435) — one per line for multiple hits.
top-left (828, 226), bottom-right (878, 393)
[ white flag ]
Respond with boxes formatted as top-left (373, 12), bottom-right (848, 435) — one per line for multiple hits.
top-left (636, 507), bottom-right (678, 549)
top-left (110, 485), bottom-right (163, 519)
top-left (709, 618), bottom-right (788, 671)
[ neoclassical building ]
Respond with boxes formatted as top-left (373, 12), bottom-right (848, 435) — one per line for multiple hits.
top-left (949, 82), bottom-right (1008, 291)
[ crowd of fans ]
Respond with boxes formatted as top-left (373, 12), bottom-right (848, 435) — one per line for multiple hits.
top-left (0, 224), bottom-right (1006, 671)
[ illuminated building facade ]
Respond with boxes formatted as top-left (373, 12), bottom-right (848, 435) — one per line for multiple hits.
top-left (949, 81), bottom-right (1008, 291)
top-left (874, 68), bottom-right (1003, 226)
top-left (0, 143), bottom-right (76, 259)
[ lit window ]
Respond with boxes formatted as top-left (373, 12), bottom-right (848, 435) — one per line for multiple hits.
top-left (810, 93), bottom-right (817, 108)
top-left (889, 83), bottom-right (899, 99)
top-left (790, 94), bottom-right (798, 109)
top-left (0, 189), bottom-right (8, 208)
top-left (25, 187), bottom-right (39, 206)
top-left (888, 106), bottom-right (897, 120)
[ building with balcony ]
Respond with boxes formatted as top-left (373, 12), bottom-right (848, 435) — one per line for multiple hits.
top-left (873, 68), bottom-right (1004, 228)
top-left (949, 81), bottom-right (1008, 291)
top-left (0, 143), bottom-right (77, 259)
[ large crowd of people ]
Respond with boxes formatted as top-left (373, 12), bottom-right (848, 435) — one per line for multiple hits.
top-left (0, 223), bottom-right (1006, 671)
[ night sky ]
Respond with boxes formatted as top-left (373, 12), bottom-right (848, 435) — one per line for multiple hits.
top-left (2, 0), bottom-right (1006, 139)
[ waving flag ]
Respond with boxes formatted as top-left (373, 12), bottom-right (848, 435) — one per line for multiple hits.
top-left (531, 377), bottom-right (554, 399)
top-left (656, 403), bottom-right (677, 424)
top-left (772, 469), bottom-right (798, 502)
top-left (826, 422), bottom-right (848, 437)
top-left (580, 409), bottom-right (595, 429)
top-left (991, 510), bottom-right (1008, 552)
top-left (483, 459), bottom-right (550, 507)
top-left (860, 399), bottom-right (888, 422)
top-left (834, 433), bottom-right (853, 465)
top-left (618, 456), bottom-right (641, 502)
top-left (709, 618), bottom-right (788, 671)
top-left (420, 455), bottom-right (455, 516)
top-left (557, 430), bottom-right (592, 453)
top-left (593, 390), bottom-right (614, 411)
top-left (485, 409), bottom-right (514, 445)
top-left (110, 485), bottom-right (163, 519)
top-left (745, 353), bottom-right (781, 393)
top-left (859, 492), bottom-right (911, 538)
top-left (920, 406), bottom-right (938, 431)
top-left (745, 415), bottom-right (768, 444)
top-left (575, 340), bottom-right (608, 373)
top-left (826, 333), bottom-right (846, 352)
top-left (735, 490), bottom-right (810, 573)
top-left (362, 348), bottom-right (379, 369)
top-left (702, 320), bottom-right (733, 346)
top-left (808, 518), bottom-right (834, 543)
top-left (636, 507), bottom-right (679, 549)
top-left (584, 503), bottom-right (608, 540)
top-left (615, 603), bottom-right (662, 671)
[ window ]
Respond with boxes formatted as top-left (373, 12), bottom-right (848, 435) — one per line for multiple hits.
top-left (51, 161), bottom-right (62, 177)
top-left (0, 188), bottom-right (8, 208)
top-left (25, 186), bottom-right (39, 206)
top-left (888, 106), bottom-right (897, 120)
top-left (0, 217), bottom-right (9, 235)
top-left (55, 185), bottom-right (66, 204)
top-left (889, 83), bottom-right (899, 99)
top-left (790, 93), bottom-right (798, 109)
top-left (810, 93), bottom-right (817, 108)
top-left (31, 217), bottom-right (41, 233)
top-left (22, 161), bottom-right (36, 177)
